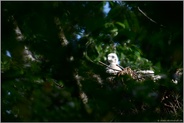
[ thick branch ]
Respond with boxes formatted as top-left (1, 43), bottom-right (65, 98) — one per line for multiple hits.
top-left (74, 73), bottom-right (88, 104)
top-left (9, 16), bottom-right (24, 41)
top-left (9, 16), bottom-right (35, 62)
top-left (54, 17), bottom-right (69, 46)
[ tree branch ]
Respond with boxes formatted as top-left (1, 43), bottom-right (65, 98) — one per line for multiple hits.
top-left (116, 64), bottom-right (124, 70)
top-left (9, 16), bottom-right (24, 41)
top-left (53, 81), bottom-right (64, 88)
top-left (54, 17), bottom-right (69, 46)
top-left (98, 61), bottom-right (122, 72)
top-left (137, 7), bottom-right (157, 24)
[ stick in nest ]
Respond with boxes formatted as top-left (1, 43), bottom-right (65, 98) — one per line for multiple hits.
top-left (98, 61), bottom-right (123, 71)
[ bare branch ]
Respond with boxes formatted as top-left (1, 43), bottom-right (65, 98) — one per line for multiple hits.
top-left (116, 64), bottom-right (124, 70)
top-left (98, 61), bottom-right (109, 67)
top-left (53, 81), bottom-right (64, 88)
top-left (98, 61), bottom-right (122, 72)
top-left (137, 7), bottom-right (157, 24)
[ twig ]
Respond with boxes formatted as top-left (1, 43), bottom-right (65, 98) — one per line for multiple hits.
top-left (116, 64), bottom-right (124, 70)
top-left (54, 81), bottom-right (64, 88)
top-left (164, 103), bottom-right (172, 108)
top-left (98, 61), bottom-right (122, 72)
top-left (137, 7), bottom-right (157, 24)
top-left (98, 61), bottom-right (109, 67)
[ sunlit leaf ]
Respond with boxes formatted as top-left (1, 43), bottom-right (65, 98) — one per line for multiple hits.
top-left (115, 22), bottom-right (125, 28)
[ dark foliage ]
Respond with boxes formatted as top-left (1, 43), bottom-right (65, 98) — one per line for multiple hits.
top-left (1, 1), bottom-right (183, 122)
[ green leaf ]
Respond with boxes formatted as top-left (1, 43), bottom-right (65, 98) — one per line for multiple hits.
top-left (116, 22), bottom-right (125, 28)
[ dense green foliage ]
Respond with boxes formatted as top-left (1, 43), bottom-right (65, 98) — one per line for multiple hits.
top-left (1, 1), bottom-right (183, 122)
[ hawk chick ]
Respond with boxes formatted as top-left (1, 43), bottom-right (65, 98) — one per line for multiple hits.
top-left (106, 53), bottom-right (122, 75)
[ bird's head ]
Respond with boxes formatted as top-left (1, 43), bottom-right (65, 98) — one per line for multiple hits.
top-left (107, 53), bottom-right (119, 64)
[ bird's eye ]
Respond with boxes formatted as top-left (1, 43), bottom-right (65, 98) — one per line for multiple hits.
top-left (112, 56), bottom-right (114, 58)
